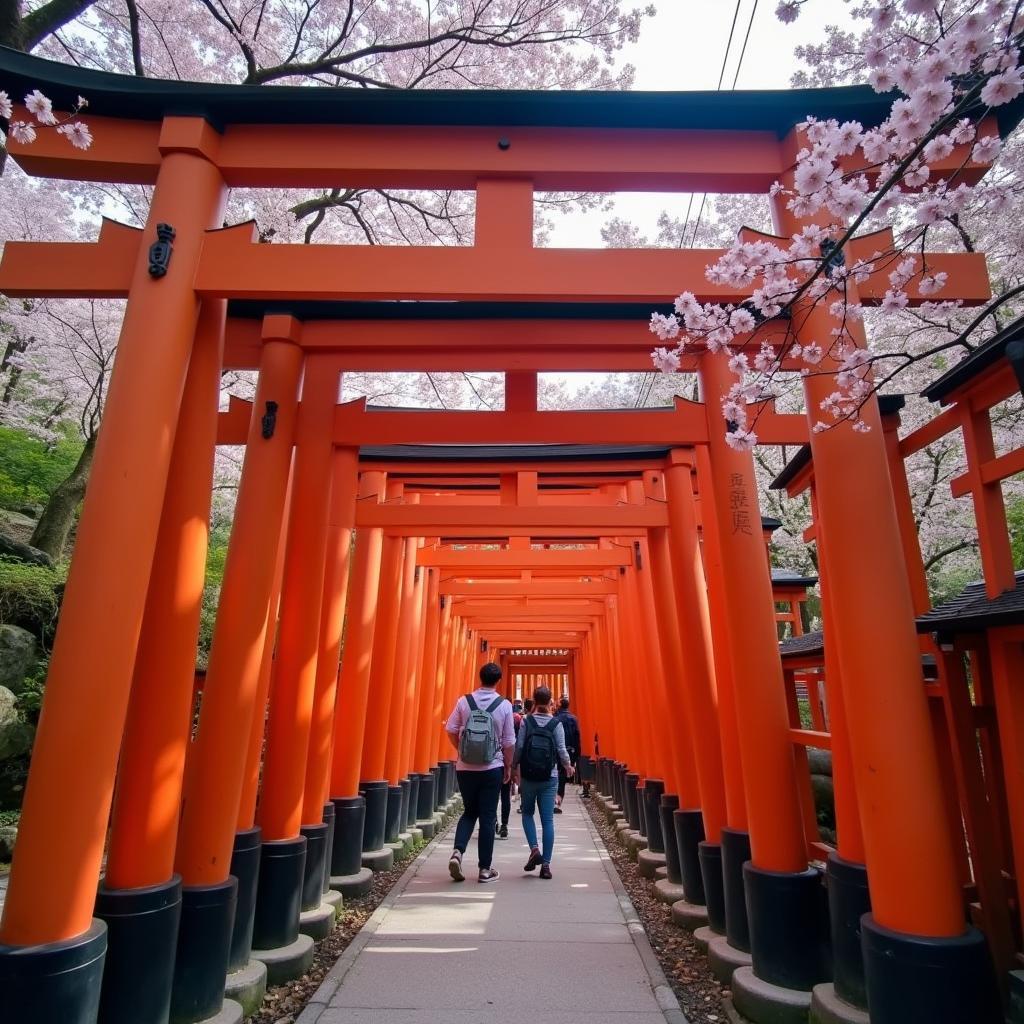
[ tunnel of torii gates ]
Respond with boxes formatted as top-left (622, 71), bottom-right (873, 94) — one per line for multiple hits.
top-left (1, 46), bottom-right (1024, 1024)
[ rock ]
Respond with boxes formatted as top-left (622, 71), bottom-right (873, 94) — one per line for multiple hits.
top-left (810, 773), bottom-right (835, 832)
top-left (0, 625), bottom-right (37, 694)
top-left (807, 748), bottom-right (833, 777)
top-left (0, 509), bottom-right (39, 534)
top-left (0, 532), bottom-right (53, 567)
top-left (0, 824), bottom-right (16, 859)
top-left (0, 686), bottom-right (33, 760)
top-left (17, 504), bottom-right (42, 520)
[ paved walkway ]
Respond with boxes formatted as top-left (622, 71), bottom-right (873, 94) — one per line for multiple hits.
top-left (297, 787), bottom-right (685, 1024)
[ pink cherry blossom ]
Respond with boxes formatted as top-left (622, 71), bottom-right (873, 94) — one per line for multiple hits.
top-left (9, 121), bottom-right (37, 144)
top-left (724, 429), bottom-right (758, 451)
top-left (649, 313), bottom-right (680, 341)
top-left (981, 67), bottom-right (1024, 106)
top-left (775, 2), bottom-right (800, 24)
top-left (24, 89), bottom-right (56, 125)
top-left (57, 122), bottom-right (93, 150)
top-left (651, 347), bottom-right (680, 373)
top-left (972, 136), bottom-right (1002, 162)
top-left (0, 90), bottom-right (11, 120)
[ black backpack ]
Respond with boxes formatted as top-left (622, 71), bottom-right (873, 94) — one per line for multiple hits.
top-left (520, 717), bottom-right (558, 781)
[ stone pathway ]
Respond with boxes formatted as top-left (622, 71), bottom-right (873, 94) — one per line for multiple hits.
top-left (297, 787), bottom-right (686, 1024)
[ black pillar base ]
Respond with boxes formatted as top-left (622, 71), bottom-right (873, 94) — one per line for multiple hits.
top-left (721, 827), bottom-right (751, 952)
top-left (448, 760), bottom-right (458, 798)
top-left (674, 809), bottom-right (707, 907)
top-left (251, 836), bottom-right (306, 952)
top-left (227, 828), bottom-right (262, 973)
top-left (299, 823), bottom-right (329, 913)
top-left (624, 772), bottom-right (640, 830)
top-left (359, 780), bottom-right (389, 852)
top-left (635, 780), bottom-right (648, 837)
top-left (862, 916), bottom-right (1000, 1024)
top-left (405, 776), bottom-right (419, 829)
top-left (330, 797), bottom-right (366, 877)
top-left (659, 794), bottom-right (682, 885)
top-left (614, 764), bottom-right (626, 809)
top-left (744, 861), bottom-right (828, 990)
top-left (0, 918), bottom-right (107, 1024)
top-left (321, 803), bottom-right (336, 896)
top-left (94, 875), bottom-right (182, 1024)
top-left (642, 779), bottom-right (665, 853)
top-left (398, 778), bottom-right (411, 833)
top-left (170, 878), bottom-right (237, 1024)
top-left (435, 764), bottom-right (449, 808)
top-left (698, 841), bottom-right (725, 933)
top-left (827, 854), bottom-right (870, 1010)
top-left (384, 785), bottom-right (404, 843)
top-left (416, 772), bottom-right (436, 821)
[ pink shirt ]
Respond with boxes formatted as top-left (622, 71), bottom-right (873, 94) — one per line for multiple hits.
top-left (445, 688), bottom-right (516, 772)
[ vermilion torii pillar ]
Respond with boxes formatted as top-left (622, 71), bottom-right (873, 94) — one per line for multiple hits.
top-left (0, 44), bottom-right (1013, 1024)
top-left (697, 349), bottom-right (827, 1001)
top-left (771, 133), bottom-right (1001, 1023)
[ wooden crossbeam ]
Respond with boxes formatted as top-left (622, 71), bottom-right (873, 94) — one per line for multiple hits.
top-left (420, 549), bottom-right (630, 568)
top-left (439, 581), bottom-right (618, 596)
top-left (355, 503), bottom-right (668, 532)
top-left (0, 224), bottom-right (991, 309)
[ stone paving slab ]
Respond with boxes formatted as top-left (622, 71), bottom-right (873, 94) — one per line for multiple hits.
top-left (297, 790), bottom-right (687, 1023)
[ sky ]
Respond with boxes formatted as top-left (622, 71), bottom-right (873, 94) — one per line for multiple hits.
top-left (546, 0), bottom-right (857, 247)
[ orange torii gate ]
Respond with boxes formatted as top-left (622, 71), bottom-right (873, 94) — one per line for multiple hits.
top-left (0, 44), bottom-right (1017, 1024)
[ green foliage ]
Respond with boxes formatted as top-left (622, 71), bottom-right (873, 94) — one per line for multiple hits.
top-left (796, 697), bottom-right (813, 730)
top-left (1007, 494), bottom-right (1024, 571)
top-left (0, 426), bottom-right (84, 511)
top-left (0, 810), bottom-right (19, 828)
top-left (196, 524), bottom-right (232, 668)
top-left (0, 557), bottom-right (65, 640)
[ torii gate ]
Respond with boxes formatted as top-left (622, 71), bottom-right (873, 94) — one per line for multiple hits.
top-left (0, 44), bottom-right (1014, 1024)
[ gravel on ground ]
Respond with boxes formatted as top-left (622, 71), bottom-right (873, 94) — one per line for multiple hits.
top-left (584, 796), bottom-right (730, 1024)
top-left (248, 827), bottom-right (448, 1024)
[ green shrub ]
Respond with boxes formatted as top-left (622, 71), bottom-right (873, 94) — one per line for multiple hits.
top-left (0, 427), bottom-right (83, 511)
top-left (0, 557), bottom-right (65, 641)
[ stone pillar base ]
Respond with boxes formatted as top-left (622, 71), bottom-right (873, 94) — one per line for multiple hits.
top-left (624, 831), bottom-right (648, 861)
top-left (653, 879), bottom-right (686, 905)
top-left (298, 902), bottom-right (336, 941)
top-left (731, 965), bottom-right (812, 1024)
top-left (224, 960), bottom-right (267, 1018)
top-left (810, 983), bottom-right (870, 1024)
top-left (693, 925), bottom-right (718, 953)
top-left (708, 933), bottom-right (752, 985)
top-left (331, 867), bottom-right (374, 898)
top-left (197, 998), bottom-right (244, 1024)
top-left (361, 847), bottom-right (394, 873)
top-left (637, 849), bottom-right (666, 879)
top-left (670, 898), bottom-right (710, 932)
top-left (250, 934), bottom-right (314, 986)
top-left (416, 818), bottom-right (437, 839)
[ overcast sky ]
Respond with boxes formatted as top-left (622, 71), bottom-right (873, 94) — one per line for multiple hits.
top-left (546, 0), bottom-right (857, 246)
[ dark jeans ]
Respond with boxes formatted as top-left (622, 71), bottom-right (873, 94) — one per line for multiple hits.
top-left (500, 780), bottom-right (512, 826)
top-left (454, 767), bottom-right (503, 868)
top-left (557, 750), bottom-right (579, 799)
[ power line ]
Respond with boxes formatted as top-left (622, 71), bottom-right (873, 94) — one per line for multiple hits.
top-left (690, 0), bottom-right (760, 248)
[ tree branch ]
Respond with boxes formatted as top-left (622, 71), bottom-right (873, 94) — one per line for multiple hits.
top-left (20, 0), bottom-right (97, 50)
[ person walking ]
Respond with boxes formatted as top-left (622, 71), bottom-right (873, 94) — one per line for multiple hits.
top-left (552, 696), bottom-right (581, 813)
top-left (516, 697), bottom-right (534, 814)
top-left (513, 685), bottom-right (573, 879)
top-left (445, 662), bottom-right (515, 883)
top-left (496, 701), bottom-right (524, 839)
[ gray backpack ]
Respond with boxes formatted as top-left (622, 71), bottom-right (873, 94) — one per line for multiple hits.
top-left (458, 693), bottom-right (504, 765)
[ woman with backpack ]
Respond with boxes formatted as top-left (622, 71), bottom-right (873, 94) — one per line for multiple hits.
top-left (512, 685), bottom-right (574, 879)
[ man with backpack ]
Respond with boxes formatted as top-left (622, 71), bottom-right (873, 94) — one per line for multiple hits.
top-left (513, 685), bottom-right (573, 879)
top-left (445, 662), bottom-right (516, 883)
top-left (552, 697), bottom-right (581, 814)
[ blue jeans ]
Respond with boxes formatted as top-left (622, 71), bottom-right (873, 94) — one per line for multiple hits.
top-left (520, 777), bottom-right (558, 864)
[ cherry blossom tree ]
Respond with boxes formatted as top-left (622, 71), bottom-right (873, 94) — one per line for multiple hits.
top-left (0, 1), bottom-right (652, 556)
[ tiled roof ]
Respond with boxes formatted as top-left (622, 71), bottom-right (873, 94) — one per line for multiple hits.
top-left (916, 572), bottom-right (1024, 634)
top-left (779, 630), bottom-right (824, 659)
